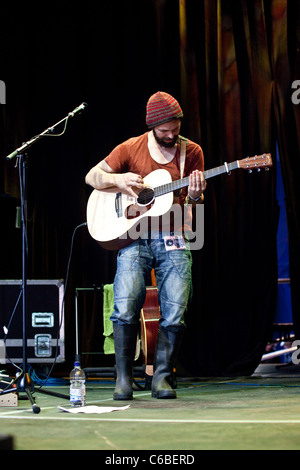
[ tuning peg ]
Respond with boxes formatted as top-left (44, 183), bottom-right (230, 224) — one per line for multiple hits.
top-left (224, 162), bottom-right (231, 175)
top-left (265, 167), bottom-right (269, 171)
top-left (248, 169), bottom-right (252, 174)
top-left (257, 168), bottom-right (261, 172)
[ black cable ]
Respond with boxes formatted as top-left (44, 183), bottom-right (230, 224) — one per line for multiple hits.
top-left (33, 222), bottom-right (87, 390)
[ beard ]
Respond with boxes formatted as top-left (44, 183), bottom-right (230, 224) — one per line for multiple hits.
top-left (153, 129), bottom-right (178, 148)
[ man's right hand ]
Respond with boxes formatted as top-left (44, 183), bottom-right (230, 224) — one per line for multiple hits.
top-left (115, 173), bottom-right (145, 198)
top-left (85, 159), bottom-right (145, 198)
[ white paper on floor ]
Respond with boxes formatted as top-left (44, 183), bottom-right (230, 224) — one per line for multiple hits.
top-left (58, 405), bottom-right (130, 414)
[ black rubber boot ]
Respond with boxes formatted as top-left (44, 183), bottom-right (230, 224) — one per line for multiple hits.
top-left (113, 323), bottom-right (138, 400)
top-left (151, 326), bottom-right (184, 399)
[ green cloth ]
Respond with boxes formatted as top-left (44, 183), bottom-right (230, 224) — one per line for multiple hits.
top-left (103, 284), bottom-right (115, 354)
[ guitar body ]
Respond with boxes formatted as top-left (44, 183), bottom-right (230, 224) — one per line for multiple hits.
top-left (140, 286), bottom-right (160, 366)
top-left (87, 169), bottom-right (174, 250)
top-left (86, 154), bottom-right (272, 250)
top-left (140, 285), bottom-right (176, 386)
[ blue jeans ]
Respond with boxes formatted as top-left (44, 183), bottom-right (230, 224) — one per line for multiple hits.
top-left (111, 236), bottom-right (193, 328)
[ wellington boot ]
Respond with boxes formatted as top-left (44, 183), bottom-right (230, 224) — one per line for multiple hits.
top-left (151, 326), bottom-right (184, 399)
top-left (113, 323), bottom-right (138, 400)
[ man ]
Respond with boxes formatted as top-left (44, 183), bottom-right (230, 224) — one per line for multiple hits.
top-left (85, 91), bottom-right (206, 400)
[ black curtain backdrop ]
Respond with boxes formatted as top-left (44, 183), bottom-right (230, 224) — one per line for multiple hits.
top-left (0, 0), bottom-right (299, 376)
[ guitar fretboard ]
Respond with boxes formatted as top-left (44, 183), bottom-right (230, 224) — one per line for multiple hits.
top-left (154, 161), bottom-right (239, 197)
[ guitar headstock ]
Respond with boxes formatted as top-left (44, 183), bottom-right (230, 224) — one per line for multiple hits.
top-left (239, 153), bottom-right (272, 172)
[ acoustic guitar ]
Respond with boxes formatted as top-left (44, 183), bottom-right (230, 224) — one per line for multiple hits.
top-left (140, 269), bottom-right (160, 382)
top-left (86, 154), bottom-right (272, 250)
top-left (140, 278), bottom-right (175, 388)
top-left (140, 286), bottom-right (160, 369)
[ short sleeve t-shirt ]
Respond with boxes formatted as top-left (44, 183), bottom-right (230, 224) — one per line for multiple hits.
top-left (104, 132), bottom-right (204, 235)
top-left (104, 132), bottom-right (204, 183)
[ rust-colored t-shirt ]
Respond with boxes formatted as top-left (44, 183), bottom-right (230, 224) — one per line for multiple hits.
top-left (104, 132), bottom-right (204, 235)
top-left (104, 132), bottom-right (204, 181)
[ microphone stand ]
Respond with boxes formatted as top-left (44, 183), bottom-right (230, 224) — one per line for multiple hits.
top-left (19, 152), bottom-right (41, 413)
top-left (2, 104), bottom-right (87, 413)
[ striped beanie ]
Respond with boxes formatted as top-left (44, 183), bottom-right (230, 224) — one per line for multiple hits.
top-left (146, 91), bottom-right (183, 128)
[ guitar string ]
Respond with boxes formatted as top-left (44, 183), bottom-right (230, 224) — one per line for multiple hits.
top-left (134, 158), bottom-right (269, 205)
top-left (136, 164), bottom-right (231, 204)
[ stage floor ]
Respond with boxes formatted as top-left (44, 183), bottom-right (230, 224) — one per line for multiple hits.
top-left (1, 364), bottom-right (300, 451)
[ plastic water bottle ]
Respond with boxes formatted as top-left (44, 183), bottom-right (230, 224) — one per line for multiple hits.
top-left (70, 361), bottom-right (86, 407)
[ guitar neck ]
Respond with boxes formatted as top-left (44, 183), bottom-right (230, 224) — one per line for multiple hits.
top-left (154, 161), bottom-right (239, 197)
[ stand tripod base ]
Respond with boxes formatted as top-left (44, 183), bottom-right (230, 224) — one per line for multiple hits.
top-left (18, 373), bottom-right (41, 414)
top-left (1, 371), bottom-right (70, 414)
top-left (24, 388), bottom-right (41, 414)
top-left (17, 372), bottom-right (69, 414)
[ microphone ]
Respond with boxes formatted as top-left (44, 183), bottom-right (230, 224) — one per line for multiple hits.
top-left (68, 102), bottom-right (88, 118)
top-left (5, 103), bottom-right (88, 161)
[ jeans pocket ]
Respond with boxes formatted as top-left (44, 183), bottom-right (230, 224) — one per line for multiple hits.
top-left (168, 249), bottom-right (192, 280)
top-left (117, 241), bottom-right (141, 272)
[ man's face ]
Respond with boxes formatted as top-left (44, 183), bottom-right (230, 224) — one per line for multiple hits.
top-left (153, 119), bottom-right (181, 148)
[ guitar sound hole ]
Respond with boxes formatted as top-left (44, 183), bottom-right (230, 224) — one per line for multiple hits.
top-left (137, 187), bottom-right (155, 206)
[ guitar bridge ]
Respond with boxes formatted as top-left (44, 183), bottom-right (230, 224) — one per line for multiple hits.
top-left (115, 193), bottom-right (122, 218)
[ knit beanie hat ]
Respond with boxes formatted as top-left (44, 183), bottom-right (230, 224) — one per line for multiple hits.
top-left (146, 91), bottom-right (183, 128)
